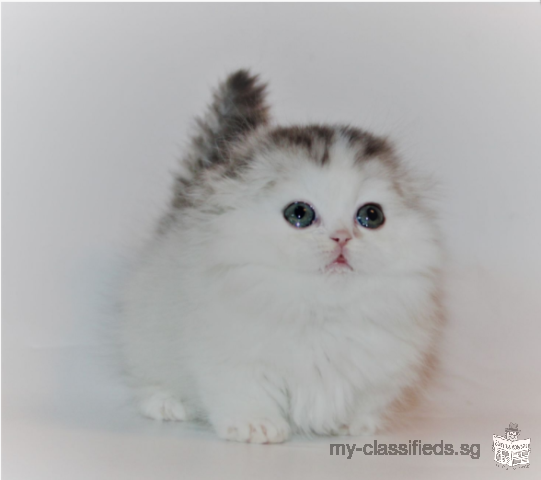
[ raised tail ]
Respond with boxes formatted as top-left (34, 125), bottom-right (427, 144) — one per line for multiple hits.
top-left (184, 69), bottom-right (270, 175)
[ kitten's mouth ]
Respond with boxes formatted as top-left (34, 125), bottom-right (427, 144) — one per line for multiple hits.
top-left (327, 254), bottom-right (353, 271)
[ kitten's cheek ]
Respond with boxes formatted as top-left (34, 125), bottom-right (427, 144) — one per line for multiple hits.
top-left (289, 255), bottom-right (318, 273)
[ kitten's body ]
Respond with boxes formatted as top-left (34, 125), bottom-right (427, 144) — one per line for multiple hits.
top-left (119, 70), bottom-right (442, 443)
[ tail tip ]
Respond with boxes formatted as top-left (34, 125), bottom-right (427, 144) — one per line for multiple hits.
top-left (222, 68), bottom-right (268, 111)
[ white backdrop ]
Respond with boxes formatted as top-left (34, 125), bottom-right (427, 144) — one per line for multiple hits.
top-left (3, 3), bottom-right (541, 479)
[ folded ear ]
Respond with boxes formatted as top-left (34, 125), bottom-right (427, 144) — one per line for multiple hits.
top-left (186, 69), bottom-right (270, 172)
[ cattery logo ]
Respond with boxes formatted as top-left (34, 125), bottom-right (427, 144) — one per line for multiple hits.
top-left (492, 423), bottom-right (530, 469)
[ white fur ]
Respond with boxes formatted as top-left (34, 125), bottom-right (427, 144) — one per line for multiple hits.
top-left (118, 134), bottom-right (442, 444)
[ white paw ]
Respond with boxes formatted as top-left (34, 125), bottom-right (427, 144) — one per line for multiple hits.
top-left (139, 392), bottom-right (186, 421)
top-left (215, 417), bottom-right (291, 444)
top-left (332, 424), bottom-right (352, 436)
top-left (345, 415), bottom-right (380, 436)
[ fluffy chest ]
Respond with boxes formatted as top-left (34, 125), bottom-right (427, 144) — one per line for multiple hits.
top-left (249, 307), bottom-right (421, 430)
top-left (202, 270), bottom-right (432, 379)
top-left (285, 314), bottom-right (419, 376)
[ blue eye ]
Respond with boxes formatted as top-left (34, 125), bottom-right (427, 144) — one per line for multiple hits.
top-left (357, 203), bottom-right (385, 229)
top-left (284, 202), bottom-right (316, 228)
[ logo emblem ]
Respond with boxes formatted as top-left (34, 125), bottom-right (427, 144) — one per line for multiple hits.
top-left (492, 423), bottom-right (530, 469)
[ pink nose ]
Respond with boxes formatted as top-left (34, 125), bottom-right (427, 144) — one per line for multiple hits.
top-left (331, 230), bottom-right (352, 247)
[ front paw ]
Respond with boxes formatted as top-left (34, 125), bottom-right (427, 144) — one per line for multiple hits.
top-left (214, 417), bottom-right (291, 444)
top-left (139, 391), bottom-right (187, 422)
top-left (337, 415), bottom-right (382, 437)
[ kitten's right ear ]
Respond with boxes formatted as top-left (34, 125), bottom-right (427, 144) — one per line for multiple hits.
top-left (187, 69), bottom-right (270, 171)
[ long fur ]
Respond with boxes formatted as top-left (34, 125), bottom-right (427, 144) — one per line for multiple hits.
top-left (118, 70), bottom-right (443, 443)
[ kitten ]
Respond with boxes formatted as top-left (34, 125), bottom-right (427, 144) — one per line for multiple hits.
top-left (118, 70), bottom-right (443, 444)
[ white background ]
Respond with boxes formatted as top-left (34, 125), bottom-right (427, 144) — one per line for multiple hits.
top-left (3, 3), bottom-right (541, 479)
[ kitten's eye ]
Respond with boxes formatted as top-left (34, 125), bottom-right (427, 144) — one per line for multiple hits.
top-left (356, 203), bottom-right (385, 229)
top-left (283, 202), bottom-right (316, 228)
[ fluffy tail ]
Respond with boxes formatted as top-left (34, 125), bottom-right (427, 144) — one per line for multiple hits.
top-left (184, 69), bottom-right (270, 174)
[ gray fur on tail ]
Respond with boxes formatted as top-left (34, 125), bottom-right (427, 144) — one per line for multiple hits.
top-left (184, 69), bottom-right (269, 176)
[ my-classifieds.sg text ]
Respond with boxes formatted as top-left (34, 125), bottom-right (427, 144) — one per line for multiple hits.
top-left (330, 440), bottom-right (480, 460)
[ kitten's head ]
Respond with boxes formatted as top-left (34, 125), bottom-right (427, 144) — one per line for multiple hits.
top-left (170, 71), bottom-right (440, 281)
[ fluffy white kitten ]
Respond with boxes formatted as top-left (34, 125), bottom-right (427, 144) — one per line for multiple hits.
top-left (119, 70), bottom-right (442, 444)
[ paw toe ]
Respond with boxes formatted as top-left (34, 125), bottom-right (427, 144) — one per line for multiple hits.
top-left (217, 418), bottom-right (290, 444)
top-left (140, 392), bottom-right (186, 421)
